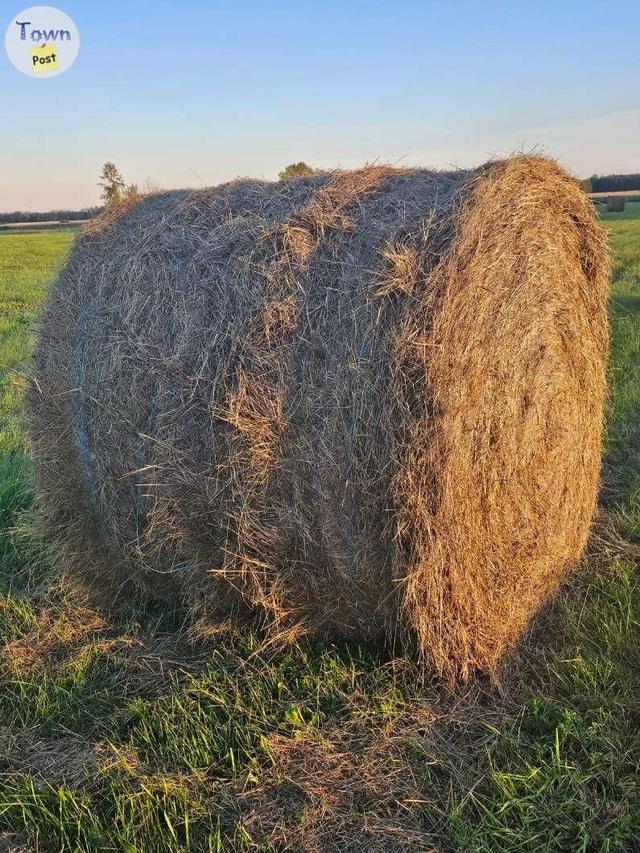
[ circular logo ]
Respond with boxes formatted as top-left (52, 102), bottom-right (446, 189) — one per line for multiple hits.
top-left (5, 6), bottom-right (79, 78)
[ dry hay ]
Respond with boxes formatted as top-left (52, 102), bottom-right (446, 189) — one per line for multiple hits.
top-left (1, 606), bottom-right (106, 675)
top-left (236, 697), bottom-right (502, 852)
top-left (26, 156), bottom-right (610, 681)
top-left (0, 727), bottom-right (98, 790)
top-left (238, 723), bottom-right (434, 852)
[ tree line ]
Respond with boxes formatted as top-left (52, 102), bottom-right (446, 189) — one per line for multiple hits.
top-left (587, 174), bottom-right (640, 193)
top-left (0, 206), bottom-right (102, 224)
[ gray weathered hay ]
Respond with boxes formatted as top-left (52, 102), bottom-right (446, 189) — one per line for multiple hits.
top-left (606, 195), bottom-right (625, 212)
top-left (26, 157), bottom-right (610, 680)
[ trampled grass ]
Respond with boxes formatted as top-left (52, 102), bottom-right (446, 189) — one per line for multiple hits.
top-left (0, 217), bottom-right (638, 852)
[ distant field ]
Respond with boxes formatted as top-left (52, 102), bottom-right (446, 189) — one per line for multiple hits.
top-left (0, 218), bottom-right (638, 852)
top-left (591, 191), bottom-right (640, 200)
top-left (0, 222), bottom-right (84, 234)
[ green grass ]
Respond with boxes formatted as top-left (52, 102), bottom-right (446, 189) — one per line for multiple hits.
top-left (602, 210), bottom-right (640, 539)
top-left (0, 221), bottom-right (638, 852)
top-left (0, 231), bottom-right (76, 597)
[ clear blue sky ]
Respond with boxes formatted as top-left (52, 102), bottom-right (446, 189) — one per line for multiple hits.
top-left (2, 0), bottom-right (639, 211)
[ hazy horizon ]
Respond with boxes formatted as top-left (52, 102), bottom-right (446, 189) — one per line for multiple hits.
top-left (2, 1), bottom-right (639, 213)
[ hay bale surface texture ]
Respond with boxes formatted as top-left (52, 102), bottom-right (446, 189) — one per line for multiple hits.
top-left (27, 157), bottom-right (610, 680)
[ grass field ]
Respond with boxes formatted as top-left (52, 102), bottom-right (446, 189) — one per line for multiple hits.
top-left (0, 215), bottom-right (638, 852)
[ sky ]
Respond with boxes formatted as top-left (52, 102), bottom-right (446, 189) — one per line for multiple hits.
top-left (1, 0), bottom-right (639, 211)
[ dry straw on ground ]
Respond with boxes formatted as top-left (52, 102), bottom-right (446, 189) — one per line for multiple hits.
top-left (27, 156), bottom-right (610, 680)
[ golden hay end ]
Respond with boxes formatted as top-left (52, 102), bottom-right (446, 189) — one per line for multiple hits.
top-left (26, 157), bottom-right (610, 680)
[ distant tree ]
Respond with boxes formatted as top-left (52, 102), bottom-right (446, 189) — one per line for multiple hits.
top-left (580, 177), bottom-right (593, 194)
top-left (98, 162), bottom-right (127, 208)
top-left (278, 161), bottom-right (315, 181)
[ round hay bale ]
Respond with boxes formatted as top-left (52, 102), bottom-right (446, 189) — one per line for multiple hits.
top-left (26, 157), bottom-right (610, 680)
top-left (606, 195), bottom-right (625, 212)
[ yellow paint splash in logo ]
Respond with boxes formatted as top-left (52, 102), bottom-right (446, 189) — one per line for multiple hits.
top-left (30, 43), bottom-right (58, 73)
